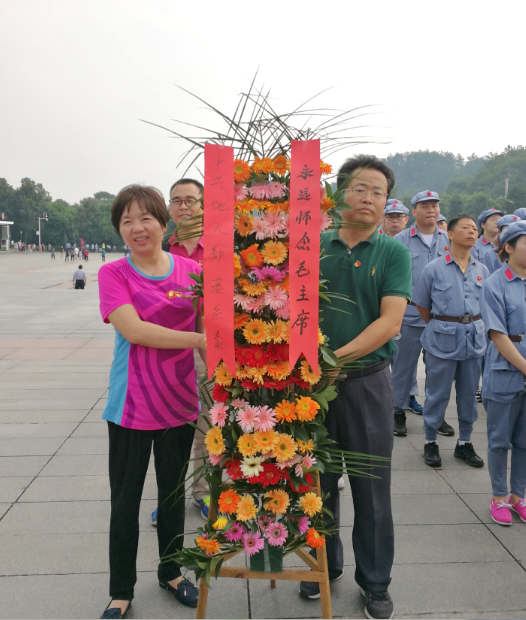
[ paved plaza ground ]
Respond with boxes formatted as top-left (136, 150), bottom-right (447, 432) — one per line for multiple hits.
top-left (1, 250), bottom-right (526, 619)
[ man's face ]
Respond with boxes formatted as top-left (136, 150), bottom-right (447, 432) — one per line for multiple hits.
top-left (383, 212), bottom-right (408, 236)
top-left (482, 214), bottom-right (500, 237)
top-left (169, 183), bottom-right (203, 226)
top-left (412, 200), bottom-right (440, 228)
top-left (437, 220), bottom-right (448, 232)
top-left (342, 168), bottom-right (389, 227)
top-left (448, 218), bottom-right (478, 249)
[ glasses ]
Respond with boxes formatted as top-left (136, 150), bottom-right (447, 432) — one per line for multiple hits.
top-left (344, 187), bottom-right (388, 201)
top-left (385, 214), bottom-right (406, 220)
top-left (169, 198), bottom-right (200, 208)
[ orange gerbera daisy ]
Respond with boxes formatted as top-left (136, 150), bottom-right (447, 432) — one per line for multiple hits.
top-left (272, 155), bottom-right (290, 176)
top-left (280, 274), bottom-right (290, 293)
top-left (296, 438), bottom-right (315, 455)
top-left (235, 214), bottom-right (254, 237)
top-left (240, 244), bottom-right (263, 268)
top-left (243, 319), bottom-right (268, 345)
top-left (272, 433), bottom-right (297, 462)
top-left (236, 494), bottom-right (258, 521)
top-left (300, 360), bottom-right (321, 386)
top-left (237, 433), bottom-right (259, 457)
top-left (265, 361), bottom-right (290, 381)
top-left (215, 362), bottom-right (233, 386)
top-left (321, 197), bottom-right (335, 212)
top-left (234, 253), bottom-right (241, 277)
top-left (264, 489), bottom-right (290, 515)
top-left (266, 319), bottom-right (289, 344)
top-left (205, 427), bottom-right (225, 456)
top-left (320, 161), bottom-right (333, 176)
top-left (234, 159), bottom-right (252, 183)
top-left (196, 535), bottom-right (221, 556)
top-left (299, 492), bottom-right (323, 517)
top-left (251, 157), bottom-right (273, 175)
top-left (261, 240), bottom-right (287, 266)
top-left (234, 313), bottom-right (250, 330)
top-left (254, 430), bottom-right (279, 453)
top-left (306, 527), bottom-right (326, 549)
top-left (248, 366), bottom-right (267, 385)
top-left (295, 396), bottom-right (320, 422)
top-left (274, 400), bottom-right (297, 423)
top-left (241, 280), bottom-right (267, 297)
top-left (218, 489), bottom-right (241, 514)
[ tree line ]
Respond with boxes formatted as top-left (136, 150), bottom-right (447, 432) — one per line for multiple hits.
top-left (1, 145), bottom-right (525, 247)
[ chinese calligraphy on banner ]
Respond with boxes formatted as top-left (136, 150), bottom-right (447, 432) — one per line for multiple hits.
top-left (289, 140), bottom-right (321, 373)
top-left (203, 144), bottom-right (236, 379)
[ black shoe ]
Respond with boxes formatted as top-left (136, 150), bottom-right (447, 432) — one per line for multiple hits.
top-left (159, 577), bottom-right (198, 608)
top-left (299, 569), bottom-right (344, 599)
top-left (394, 411), bottom-right (407, 437)
top-left (424, 442), bottom-right (442, 467)
top-left (476, 387), bottom-right (482, 403)
top-left (437, 420), bottom-right (455, 436)
top-left (100, 602), bottom-right (131, 619)
top-left (359, 587), bottom-right (394, 620)
top-left (454, 441), bottom-right (484, 468)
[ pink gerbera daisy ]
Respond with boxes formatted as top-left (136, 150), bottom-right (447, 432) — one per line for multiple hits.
top-left (320, 211), bottom-right (332, 232)
top-left (264, 212), bottom-right (284, 239)
top-left (254, 405), bottom-right (277, 432)
top-left (251, 217), bottom-right (267, 240)
top-left (298, 516), bottom-right (309, 534)
top-left (208, 453), bottom-right (224, 466)
top-left (245, 296), bottom-right (266, 314)
top-left (242, 530), bottom-right (265, 556)
top-left (279, 214), bottom-right (290, 237)
top-left (230, 398), bottom-right (249, 409)
top-left (267, 182), bottom-right (287, 200)
top-left (252, 266), bottom-right (285, 284)
top-left (209, 402), bottom-right (229, 428)
top-left (234, 184), bottom-right (249, 201)
top-left (225, 521), bottom-right (244, 542)
top-left (250, 183), bottom-right (271, 200)
top-left (257, 514), bottom-right (275, 530)
top-left (274, 300), bottom-right (290, 319)
top-left (302, 454), bottom-right (317, 470)
top-left (234, 293), bottom-right (251, 311)
top-left (263, 286), bottom-right (288, 311)
top-left (295, 463), bottom-right (304, 478)
top-left (275, 454), bottom-right (302, 470)
top-left (237, 406), bottom-right (258, 433)
top-left (266, 522), bottom-right (288, 546)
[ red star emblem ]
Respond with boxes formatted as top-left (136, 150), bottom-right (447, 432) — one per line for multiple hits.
top-left (445, 246), bottom-right (449, 250)
top-left (477, 276), bottom-right (482, 281)
top-left (427, 191), bottom-right (432, 196)
top-left (354, 260), bottom-right (361, 267)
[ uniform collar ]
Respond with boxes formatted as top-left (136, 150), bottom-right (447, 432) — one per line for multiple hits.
top-left (331, 227), bottom-right (380, 246)
top-left (445, 252), bottom-right (477, 267)
top-left (481, 237), bottom-right (489, 245)
top-left (410, 224), bottom-right (441, 239)
top-left (504, 265), bottom-right (521, 282)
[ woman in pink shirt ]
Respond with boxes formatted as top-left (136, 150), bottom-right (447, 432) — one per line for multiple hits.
top-left (98, 185), bottom-right (206, 619)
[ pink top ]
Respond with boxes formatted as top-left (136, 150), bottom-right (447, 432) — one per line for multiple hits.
top-left (169, 237), bottom-right (204, 265)
top-left (98, 253), bottom-right (202, 430)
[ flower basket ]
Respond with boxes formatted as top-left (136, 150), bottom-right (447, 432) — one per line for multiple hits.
top-left (249, 539), bottom-right (284, 573)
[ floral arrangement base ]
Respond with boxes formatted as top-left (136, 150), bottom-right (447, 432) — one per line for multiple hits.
top-left (249, 539), bottom-right (283, 573)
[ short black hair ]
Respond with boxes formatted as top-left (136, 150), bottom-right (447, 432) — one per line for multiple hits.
top-left (447, 214), bottom-right (477, 232)
top-left (499, 234), bottom-right (522, 262)
top-left (336, 155), bottom-right (395, 195)
top-left (78, 264), bottom-right (82, 269)
top-left (169, 178), bottom-right (204, 196)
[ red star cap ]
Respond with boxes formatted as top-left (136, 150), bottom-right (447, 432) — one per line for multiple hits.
top-left (427, 191), bottom-right (432, 196)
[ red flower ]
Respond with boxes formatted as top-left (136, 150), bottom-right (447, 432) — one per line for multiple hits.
top-left (263, 378), bottom-right (292, 390)
top-left (212, 384), bottom-right (229, 403)
top-left (256, 463), bottom-right (283, 487)
top-left (245, 345), bottom-right (270, 367)
top-left (266, 344), bottom-right (289, 362)
top-left (291, 374), bottom-right (311, 390)
top-left (226, 458), bottom-right (244, 481)
top-left (235, 346), bottom-right (251, 365)
top-left (241, 379), bottom-right (260, 391)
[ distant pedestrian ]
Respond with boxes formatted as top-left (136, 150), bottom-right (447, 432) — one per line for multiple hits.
top-left (48, 243), bottom-right (51, 251)
top-left (73, 264), bottom-right (87, 289)
top-left (91, 243), bottom-right (95, 251)
top-left (60, 245), bottom-right (64, 259)
top-left (113, 244), bottom-right (116, 253)
top-left (95, 243), bottom-right (99, 253)
top-left (51, 247), bottom-right (55, 259)
top-left (84, 247), bottom-right (89, 261)
top-left (101, 248), bottom-right (106, 262)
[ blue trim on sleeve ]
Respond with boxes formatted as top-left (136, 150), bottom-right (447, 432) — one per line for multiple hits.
top-left (102, 330), bottom-right (130, 426)
top-left (126, 252), bottom-right (174, 280)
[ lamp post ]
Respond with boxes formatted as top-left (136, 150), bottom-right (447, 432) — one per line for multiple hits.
top-left (38, 213), bottom-right (48, 248)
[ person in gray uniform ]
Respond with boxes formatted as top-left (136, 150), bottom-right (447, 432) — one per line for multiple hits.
top-left (472, 208), bottom-right (505, 262)
top-left (483, 214), bottom-right (520, 274)
top-left (413, 214), bottom-right (488, 467)
top-left (391, 190), bottom-right (450, 437)
top-left (437, 213), bottom-right (447, 231)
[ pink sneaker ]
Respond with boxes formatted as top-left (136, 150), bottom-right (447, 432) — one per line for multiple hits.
top-left (490, 499), bottom-right (512, 525)
top-left (510, 495), bottom-right (526, 523)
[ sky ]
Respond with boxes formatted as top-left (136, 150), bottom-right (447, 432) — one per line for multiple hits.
top-left (1, 0), bottom-right (525, 204)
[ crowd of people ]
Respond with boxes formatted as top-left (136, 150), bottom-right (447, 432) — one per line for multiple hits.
top-left (95, 158), bottom-right (526, 620)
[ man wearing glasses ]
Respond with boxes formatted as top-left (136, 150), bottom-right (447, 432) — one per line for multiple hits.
top-left (391, 191), bottom-right (450, 437)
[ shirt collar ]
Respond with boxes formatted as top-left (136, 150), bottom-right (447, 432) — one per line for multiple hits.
top-left (445, 252), bottom-right (477, 268)
top-left (331, 227), bottom-right (379, 246)
top-left (504, 265), bottom-right (521, 282)
top-left (410, 224), bottom-right (440, 240)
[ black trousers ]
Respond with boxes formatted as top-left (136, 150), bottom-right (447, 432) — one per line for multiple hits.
top-left (107, 421), bottom-right (195, 600)
top-left (74, 280), bottom-right (84, 289)
top-left (319, 365), bottom-right (395, 592)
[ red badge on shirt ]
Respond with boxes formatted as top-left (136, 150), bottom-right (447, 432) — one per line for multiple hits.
top-left (445, 246), bottom-right (449, 250)
top-left (477, 276), bottom-right (482, 281)
top-left (166, 290), bottom-right (180, 300)
top-left (354, 260), bottom-right (361, 267)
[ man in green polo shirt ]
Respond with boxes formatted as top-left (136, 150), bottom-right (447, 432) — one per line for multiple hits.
top-left (299, 155), bottom-right (411, 620)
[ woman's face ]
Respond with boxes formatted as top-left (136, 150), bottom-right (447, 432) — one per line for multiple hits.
top-left (507, 235), bottom-right (526, 268)
top-left (119, 201), bottom-right (166, 255)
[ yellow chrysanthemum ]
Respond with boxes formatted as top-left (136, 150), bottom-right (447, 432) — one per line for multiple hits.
top-left (235, 214), bottom-right (254, 237)
top-left (247, 366), bottom-right (267, 385)
top-left (297, 438), bottom-right (315, 455)
top-left (235, 363), bottom-right (251, 380)
top-left (265, 361), bottom-right (290, 381)
top-left (263, 489), bottom-right (290, 515)
top-left (272, 433), bottom-right (297, 462)
top-left (318, 329), bottom-right (325, 345)
top-left (205, 427), bottom-right (225, 456)
top-left (214, 362), bottom-right (233, 386)
top-left (261, 240), bottom-right (288, 266)
top-left (237, 433), bottom-right (259, 457)
top-left (266, 319), bottom-right (289, 344)
top-left (236, 494), bottom-right (258, 521)
top-left (299, 492), bottom-right (323, 517)
top-left (241, 280), bottom-right (267, 297)
top-left (212, 517), bottom-right (228, 530)
top-left (254, 430), bottom-right (279, 453)
top-left (300, 360), bottom-right (321, 386)
top-left (243, 319), bottom-right (269, 345)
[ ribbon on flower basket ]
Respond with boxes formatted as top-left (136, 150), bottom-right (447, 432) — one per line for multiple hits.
top-left (203, 143), bottom-right (236, 379)
top-left (289, 139), bottom-right (321, 373)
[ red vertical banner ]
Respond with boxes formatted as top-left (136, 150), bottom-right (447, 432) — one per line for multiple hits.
top-left (289, 139), bottom-right (321, 373)
top-left (203, 143), bottom-right (236, 379)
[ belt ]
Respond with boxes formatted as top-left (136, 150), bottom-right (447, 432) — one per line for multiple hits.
top-left (432, 313), bottom-right (481, 324)
top-left (509, 335), bottom-right (524, 343)
top-left (345, 358), bottom-right (390, 380)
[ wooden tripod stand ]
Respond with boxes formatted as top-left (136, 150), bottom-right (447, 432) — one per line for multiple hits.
top-left (195, 472), bottom-right (332, 619)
